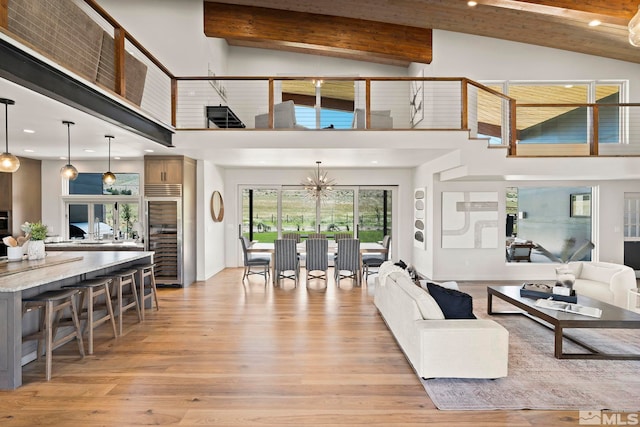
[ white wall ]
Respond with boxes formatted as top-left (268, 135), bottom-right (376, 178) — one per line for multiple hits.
top-left (196, 159), bottom-right (226, 280)
top-left (223, 167), bottom-right (413, 268)
top-left (96, 0), bottom-right (227, 76)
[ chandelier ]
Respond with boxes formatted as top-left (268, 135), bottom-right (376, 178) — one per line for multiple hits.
top-left (302, 161), bottom-right (336, 200)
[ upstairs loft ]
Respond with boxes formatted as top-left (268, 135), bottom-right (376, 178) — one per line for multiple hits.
top-left (2, 0), bottom-right (640, 179)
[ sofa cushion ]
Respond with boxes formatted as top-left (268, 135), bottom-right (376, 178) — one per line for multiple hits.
top-left (426, 283), bottom-right (476, 319)
top-left (389, 272), bottom-right (444, 320)
top-left (572, 279), bottom-right (614, 304)
top-left (419, 280), bottom-right (459, 291)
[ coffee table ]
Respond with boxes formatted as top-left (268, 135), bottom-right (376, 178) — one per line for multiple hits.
top-left (487, 285), bottom-right (640, 360)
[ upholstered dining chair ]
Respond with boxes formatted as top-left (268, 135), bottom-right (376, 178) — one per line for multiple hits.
top-left (334, 238), bottom-right (361, 286)
top-left (362, 235), bottom-right (391, 281)
top-left (306, 233), bottom-right (326, 239)
top-left (282, 232), bottom-right (301, 243)
top-left (305, 238), bottom-right (329, 283)
top-left (274, 239), bottom-right (300, 286)
top-left (240, 236), bottom-right (270, 284)
top-left (333, 232), bottom-right (352, 241)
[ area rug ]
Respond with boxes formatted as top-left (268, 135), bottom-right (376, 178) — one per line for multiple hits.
top-left (421, 288), bottom-right (640, 411)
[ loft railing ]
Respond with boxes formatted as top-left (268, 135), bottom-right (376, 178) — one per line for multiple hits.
top-left (173, 76), bottom-right (513, 140)
top-left (514, 103), bottom-right (640, 157)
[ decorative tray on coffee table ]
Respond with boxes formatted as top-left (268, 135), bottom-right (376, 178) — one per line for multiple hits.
top-left (520, 283), bottom-right (577, 303)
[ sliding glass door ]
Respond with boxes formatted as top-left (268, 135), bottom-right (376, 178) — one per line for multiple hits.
top-left (241, 186), bottom-right (394, 243)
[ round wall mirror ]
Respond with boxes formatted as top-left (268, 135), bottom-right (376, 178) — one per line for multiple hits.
top-left (211, 191), bottom-right (224, 222)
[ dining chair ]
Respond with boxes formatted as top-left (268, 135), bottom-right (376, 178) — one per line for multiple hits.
top-left (239, 236), bottom-right (271, 284)
top-left (333, 232), bottom-right (352, 241)
top-left (305, 238), bottom-right (329, 283)
top-left (362, 235), bottom-right (391, 281)
top-left (334, 238), bottom-right (361, 286)
top-left (274, 238), bottom-right (300, 286)
top-left (306, 233), bottom-right (326, 239)
top-left (282, 232), bottom-right (301, 243)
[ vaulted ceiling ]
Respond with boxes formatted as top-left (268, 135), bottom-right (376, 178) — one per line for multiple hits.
top-left (204, 0), bottom-right (640, 66)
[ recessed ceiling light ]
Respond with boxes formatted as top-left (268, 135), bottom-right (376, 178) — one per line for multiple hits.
top-left (371, 160), bottom-right (378, 164)
top-left (23, 149), bottom-right (34, 153)
top-left (23, 129), bottom-right (35, 134)
top-left (588, 20), bottom-right (601, 27)
top-left (564, 84), bottom-right (574, 88)
top-left (467, 1), bottom-right (478, 6)
top-left (114, 156), bottom-right (121, 160)
top-left (84, 149), bottom-right (95, 153)
top-left (144, 149), bottom-right (154, 153)
top-left (59, 156), bottom-right (66, 160)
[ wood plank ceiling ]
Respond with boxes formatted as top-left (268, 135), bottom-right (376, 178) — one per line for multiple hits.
top-left (204, 0), bottom-right (640, 66)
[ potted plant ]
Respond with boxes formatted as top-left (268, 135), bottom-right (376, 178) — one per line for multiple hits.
top-left (21, 221), bottom-right (48, 260)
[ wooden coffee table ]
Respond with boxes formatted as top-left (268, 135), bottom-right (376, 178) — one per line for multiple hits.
top-left (487, 285), bottom-right (640, 360)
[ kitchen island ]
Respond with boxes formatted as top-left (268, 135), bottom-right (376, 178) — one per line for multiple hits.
top-left (0, 250), bottom-right (153, 389)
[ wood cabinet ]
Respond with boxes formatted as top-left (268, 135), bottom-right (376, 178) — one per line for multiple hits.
top-left (1, 157), bottom-right (41, 233)
top-left (144, 157), bottom-right (183, 184)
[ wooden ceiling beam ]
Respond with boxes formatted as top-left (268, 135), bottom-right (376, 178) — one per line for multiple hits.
top-left (475, 0), bottom-right (636, 26)
top-left (203, 2), bottom-right (432, 66)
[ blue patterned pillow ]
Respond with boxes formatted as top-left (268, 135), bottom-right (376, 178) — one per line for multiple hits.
top-left (426, 283), bottom-right (476, 319)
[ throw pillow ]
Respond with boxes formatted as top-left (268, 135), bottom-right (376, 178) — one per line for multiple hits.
top-left (426, 283), bottom-right (476, 319)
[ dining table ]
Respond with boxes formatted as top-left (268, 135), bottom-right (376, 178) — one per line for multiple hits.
top-left (246, 240), bottom-right (388, 281)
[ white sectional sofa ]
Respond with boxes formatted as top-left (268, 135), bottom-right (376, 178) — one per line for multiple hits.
top-left (565, 261), bottom-right (637, 309)
top-left (374, 264), bottom-right (509, 379)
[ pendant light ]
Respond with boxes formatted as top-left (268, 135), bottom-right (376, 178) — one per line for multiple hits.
top-left (0, 98), bottom-right (20, 173)
top-left (102, 135), bottom-right (116, 185)
top-left (60, 120), bottom-right (78, 180)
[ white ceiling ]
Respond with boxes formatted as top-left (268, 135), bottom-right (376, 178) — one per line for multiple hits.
top-left (0, 77), bottom-right (174, 162)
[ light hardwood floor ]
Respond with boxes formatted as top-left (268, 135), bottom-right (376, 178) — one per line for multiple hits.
top-left (0, 269), bottom-right (581, 426)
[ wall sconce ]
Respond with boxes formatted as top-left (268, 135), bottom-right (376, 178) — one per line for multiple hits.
top-left (102, 135), bottom-right (116, 185)
top-left (60, 120), bottom-right (78, 181)
top-left (629, 6), bottom-right (640, 46)
top-left (0, 98), bottom-right (20, 173)
top-left (518, 211), bottom-right (527, 219)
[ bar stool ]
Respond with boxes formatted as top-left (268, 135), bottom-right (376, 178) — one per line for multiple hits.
top-left (100, 269), bottom-right (141, 336)
top-left (135, 263), bottom-right (160, 320)
top-left (62, 277), bottom-right (117, 354)
top-left (22, 289), bottom-right (85, 381)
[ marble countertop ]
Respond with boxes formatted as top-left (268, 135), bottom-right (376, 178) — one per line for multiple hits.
top-left (45, 241), bottom-right (144, 250)
top-left (0, 250), bottom-right (153, 292)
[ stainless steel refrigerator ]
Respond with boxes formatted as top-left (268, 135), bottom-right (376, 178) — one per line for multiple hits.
top-left (145, 198), bottom-right (183, 286)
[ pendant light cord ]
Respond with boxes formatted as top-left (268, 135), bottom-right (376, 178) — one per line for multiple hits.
top-left (4, 102), bottom-right (8, 153)
top-left (67, 122), bottom-right (71, 162)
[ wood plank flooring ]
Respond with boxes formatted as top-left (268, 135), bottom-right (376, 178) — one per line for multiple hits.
top-left (0, 269), bottom-right (582, 426)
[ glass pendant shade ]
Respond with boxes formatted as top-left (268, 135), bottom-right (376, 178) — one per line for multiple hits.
top-left (60, 164), bottom-right (79, 180)
top-left (60, 120), bottom-right (78, 181)
top-left (629, 6), bottom-right (640, 46)
top-left (0, 98), bottom-right (20, 173)
top-left (102, 171), bottom-right (116, 185)
top-left (0, 152), bottom-right (20, 173)
top-left (102, 135), bottom-right (116, 185)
